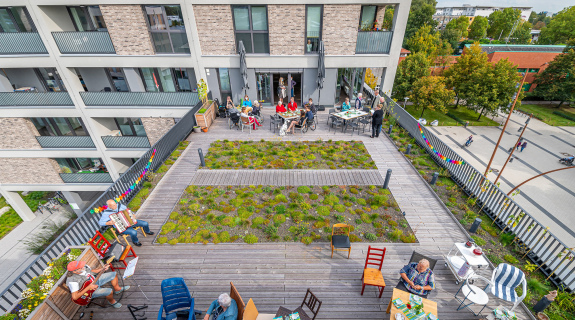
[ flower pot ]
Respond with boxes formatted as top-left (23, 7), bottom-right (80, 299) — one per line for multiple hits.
top-left (193, 127), bottom-right (201, 133)
top-left (201, 127), bottom-right (208, 132)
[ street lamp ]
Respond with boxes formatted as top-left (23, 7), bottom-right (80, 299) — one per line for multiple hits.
top-left (403, 97), bottom-right (409, 108)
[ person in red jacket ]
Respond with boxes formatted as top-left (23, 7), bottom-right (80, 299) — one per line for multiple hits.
top-left (275, 98), bottom-right (286, 113)
top-left (287, 97), bottom-right (298, 112)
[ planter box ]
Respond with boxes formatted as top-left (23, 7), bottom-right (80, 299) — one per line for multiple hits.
top-left (22, 246), bottom-right (102, 320)
top-left (195, 100), bottom-right (217, 128)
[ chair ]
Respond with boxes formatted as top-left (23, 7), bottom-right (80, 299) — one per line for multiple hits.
top-left (361, 246), bottom-right (387, 298)
top-left (240, 115), bottom-right (253, 133)
top-left (244, 298), bottom-right (276, 320)
top-left (331, 223), bottom-right (351, 258)
top-left (293, 289), bottom-right (322, 320)
top-left (229, 113), bottom-right (240, 129)
top-left (270, 114), bottom-right (282, 133)
top-left (328, 116), bottom-right (344, 133)
top-left (409, 251), bottom-right (437, 270)
top-left (305, 117), bottom-right (316, 132)
top-left (454, 274), bottom-right (490, 316)
top-left (295, 118), bottom-right (307, 135)
top-left (358, 114), bottom-right (371, 133)
top-left (157, 277), bottom-right (200, 320)
top-left (230, 282), bottom-right (245, 320)
top-left (485, 263), bottom-right (527, 311)
top-left (326, 108), bottom-right (336, 125)
top-left (344, 118), bottom-right (360, 135)
top-left (89, 229), bottom-right (137, 271)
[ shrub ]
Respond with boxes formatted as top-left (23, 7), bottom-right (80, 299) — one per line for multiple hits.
top-left (388, 228), bottom-right (403, 241)
top-left (157, 165), bottom-right (168, 173)
top-left (365, 233), bottom-right (377, 241)
top-left (371, 195), bottom-right (388, 206)
top-left (400, 234), bottom-right (417, 243)
top-left (301, 237), bottom-right (313, 245)
top-left (349, 234), bottom-right (362, 242)
top-left (252, 217), bottom-right (265, 227)
top-left (355, 218), bottom-right (362, 225)
top-left (168, 239), bottom-right (178, 245)
top-left (357, 198), bottom-right (367, 206)
top-left (244, 234), bottom-right (258, 244)
top-left (486, 254), bottom-right (503, 266)
top-left (471, 235), bottom-right (486, 246)
top-left (323, 195), bottom-right (339, 206)
top-left (500, 233), bottom-right (515, 247)
top-left (344, 202), bottom-right (353, 207)
top-left (333, 204), bottom-right (346, 212)
top-left (373, 222), bottom-right (382, 228)
top-left (264, 225), bottom-right (278, 236)
top-left (504, 254), bottom-right (519, 264)
top-left (218, 231), bottom-right (231, 242)
top-left (275, 194), bottom-right (288, 202)
top-left (317, 206), bottom-right (330, 216)
top-left (360, 213), bottom-right (372, 223)
top-left (275, 205), bottom-right (287, 214)
top-left (273, 214), bottom-right (286, 224)
top-left (388, 220), bottom-right (398, 227)
top-left (350, 188), bottom-right (359, 194)
top-left (309, 194), bottom-right (319, 200)
top-left (157, 237), bottom-right (168, 244)
top-left (297, 186), bottom-right (311, 194)
top-left (527, 278), bottom-right (550, 296)
top-left (335, 215), bottom-right (345, 223)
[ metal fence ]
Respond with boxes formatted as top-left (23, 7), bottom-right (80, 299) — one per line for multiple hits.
top-left (356, 31), bottom-right (393, 54)
top-left (80, 92), bottom-right (200, 107)
top-left (0, 33), bottom-right (48, 55)
top-left (51, 31), bottom-right (115, 54)
top-left (0, 92), bottom-right (74, 106)
top-left (36, 136), bottom-right (96, 148)
top-left (102, 136), bottom-right (151, 148)
top-left (383, 94), bottom-right (575, 291)
top-left (0, 99), bottom-right (203, 314)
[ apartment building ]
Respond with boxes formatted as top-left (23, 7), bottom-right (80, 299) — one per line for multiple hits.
top-left (0, 0), bottom-right (410, 221)
top-left (434, 5), bottom-right (532, 30)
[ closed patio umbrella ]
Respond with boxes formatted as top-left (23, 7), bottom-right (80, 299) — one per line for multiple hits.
top-left (317, 41), bottom-right (325, 105)
top-left (238, 40), bottom-right (249, 96)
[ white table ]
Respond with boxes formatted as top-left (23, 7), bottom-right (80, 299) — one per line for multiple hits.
top-left (444, 242), bottom-right (490, 284)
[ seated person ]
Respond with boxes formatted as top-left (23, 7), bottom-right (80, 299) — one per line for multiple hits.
top-left (287, 97), bottom-right (298, 112)
top-left (242, 95), bottom-right (253, 112)
top-left (275, 98), bottom-right (287, 113)
top-left (240, 107), bottom-right (261, 130)
top-left (287, 110), bottom-right (306, 134)
top-left (203, 293), bottom-right (238, 320)
top-left (397, 259), bottom-right (435, 298)
top-left (251, 100), bottom-right (261, 115)
top-left (99, 199), bottom-right (154, 247)
top-left (305, 105), bottom-right (314, 123)
top-left (66, 260), bottom-right (129, 308)
top-left (341, 97), bottom-right (351, 111)
top-left (306, 98), bottom-right (317, 114)
top-left (226, 96), bottom-right (239, 114)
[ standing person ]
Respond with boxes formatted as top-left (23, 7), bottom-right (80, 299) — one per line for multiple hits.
top-left (371, 89), bottom-right (382, 109)
top-left (306, 40), bottom-right (313, 53)
top-left (520, 141), bottom-right (527, 152)
top-left (371, 104), bottom-right (384, 138)
top-left (466, 135), bottom-right (473, 146)
top-left (354, 93), bottom-right (363, 110)
top-left (290, 76), bottom-right (296, 98)
top-left (99, 200), bottom-right (154, 247)
top-left (278, 77), bottom-right (287, 101)
top-left (275, 98), bottom-right (286, 113)
top-left (287, 96), bottom-right (298, 112)
top-left (516, 141), bottom-right (522, 150)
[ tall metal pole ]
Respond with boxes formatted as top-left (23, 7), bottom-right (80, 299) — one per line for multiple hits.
top-left (484, 72), bottom-right (528, 177)
top-left (494, 115), bottom-right (532, 184)
top-left (507, 166), bottom-right (575, 195)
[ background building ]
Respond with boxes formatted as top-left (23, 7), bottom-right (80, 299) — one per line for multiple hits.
top-left (434, 5), bottom-right (532, 30)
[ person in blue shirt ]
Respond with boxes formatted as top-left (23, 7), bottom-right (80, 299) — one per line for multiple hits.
top-left (203, 293), bottom-right (238, 320)
top-left (242, 95), bottom-right (252, 108)
top-left (305, 106), bottom-right (314, 123)
top-left (99, 199), bottom-right (153, 246)
top-left (341, 97), bottom-right (351, 111)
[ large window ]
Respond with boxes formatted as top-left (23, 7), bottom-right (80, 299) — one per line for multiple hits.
top-left (36, 68), bottom-right (66, 92)
top-left (232, 5), bottom-right (269, 54)
top-left (217, 68), bottom-right (231, 95)
top-left (0, 7), bottom-right (35, 32)
top-left (138, 68), bottom-right (193, 92)
top-left (143, 5), bottom-right (189, 54)
top-left (67, 6), bottom-right (107, 31)
top-left (305, 5), bottom-right (322, 53)
top-left (114, 118), bottom-right (146, 136)
top-left (105, 68), bottom-right (129, 92)
top-left (359, 5), bottom-right (377, 30)
top-left (55, 158), bottom-right (106, 173)
top-left (31, 118), bottom-right (87, 136)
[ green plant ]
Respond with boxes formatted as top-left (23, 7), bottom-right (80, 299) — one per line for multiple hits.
top-left (301, 236), bottom-right (313, 245)
top-left (486, 254), bottom-right (503, 266)
top-left (400, 234), bottom-right (417, 243)
top-left (244, 234), bottom-right (258, 244)
top-left (157, 237), bottom-right (168, 244)
top-left (198, 108), bottom-right (206, 114)
top-left (504, 254), bottom-right (519, 264)
top-left (388, 228), bottom-right (403, 241)
top-left (168, 239), bottom-right (178, 245)
top-left (317, 206), bottom-right (330, 216)
top-left (365, 233), bottom-right (377, 241)
top-left (527, 278), bottom-right (551, 296)
top-left (471, 235), bottom-right (486, 246)
top-left (218, 231), bottom-right (231, 243)
top-left (297, 186), bottom-right (311, 194)
top-left (523, 262), bottom-right (537, 273)
top-left (500, 232), bottom-right (515, 247)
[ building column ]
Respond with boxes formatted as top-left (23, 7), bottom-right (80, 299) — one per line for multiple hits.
top-left (0, 190), bottom-right (36, 221)
top-left (61, 191), bottom-right (84, 217)
top-left (0, 71), bottom-right (13, 92)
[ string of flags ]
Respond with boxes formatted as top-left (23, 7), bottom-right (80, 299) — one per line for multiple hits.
top-left (417, 123), bottom-right (464, 165)
top-left (90, 149), bottom-right (156, 214)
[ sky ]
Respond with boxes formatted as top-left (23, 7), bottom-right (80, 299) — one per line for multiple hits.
top-left (436, 0), bottom-right (569, 15)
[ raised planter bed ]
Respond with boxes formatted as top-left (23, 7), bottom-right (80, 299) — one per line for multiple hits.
top-left (194, 100), bottom-right (216, 129)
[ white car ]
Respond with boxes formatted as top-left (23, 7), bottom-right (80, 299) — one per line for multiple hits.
top-left (417, 118), bottom-right (427, 125)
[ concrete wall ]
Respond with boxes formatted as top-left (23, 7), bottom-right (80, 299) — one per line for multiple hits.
top-left (141, 118), bottom-right (175, 145)
top-left (229, 68), bottom-right (257, 103)
top-left (123, 68), bottom-right (146, 92)
top-left (193, 5), bottom-right (235, 55)
top-left (3, 69), bottom-right (45, 92)
top-left (268, 5), bottom-right (305, 55)
top-left (77, 68), bottom-right (110, 92)
top-left (0, 71), bottom-right (13, 92)
top-left (38, 5), bottom-right (75, 32)
top-left (111, 158), bottom-right (134, 175)
top-left (205, 68), bottom-right (222, 103)
top-left (323, 5), bottom-right (361, 56)
top-left (301, 68), bottom-right (337, 105)
top-left (100, 5), bottom-right (155, 55)
top-left (0, 158), bottom-right (63, 184)
top-left (0, 118), bottom-right (42, 149)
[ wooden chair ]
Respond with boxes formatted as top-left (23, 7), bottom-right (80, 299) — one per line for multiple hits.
top-left (230, 282), bottom-right (246, 320)
top-left (89, 230), bottom-right (137, 271)
top-left (361, 246), bottom-right (387, 298)
top-left (331, 223), bottom-right (351, 258)
top-left (293, 289), bottom-right (322, 320)
top-left (243, 298), bottom-right (275, 320)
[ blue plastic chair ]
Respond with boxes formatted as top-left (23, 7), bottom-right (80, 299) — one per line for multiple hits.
top-left (157, 278), bottom-right (198, 320)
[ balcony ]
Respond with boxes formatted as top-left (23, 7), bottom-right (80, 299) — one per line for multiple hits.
top-left (102, 136), bottom-right (151, 148)
top-left (52, 32), bottom-right (115, 54)
top-left (0, 92), bottom-right (74, 106)
top-left (59, 173), bottom-right (113, 183)
top-left (80, 92), bottom-right (200, 107)
top-left (0, 33), bottom-right (48, 55)
top-left (355, 31), bottom-right (393, 54)
top-left (35, 136), bottom-right (96, 148)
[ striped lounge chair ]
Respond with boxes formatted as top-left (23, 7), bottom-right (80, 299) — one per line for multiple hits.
top-left (486, 263), bottom-right (527, 311)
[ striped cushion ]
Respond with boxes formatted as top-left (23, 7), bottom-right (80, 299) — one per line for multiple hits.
top-left (490, 264), bottom-right (525, 302)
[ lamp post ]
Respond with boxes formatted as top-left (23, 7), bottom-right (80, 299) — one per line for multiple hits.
top-left (403, 97), bottom-right (409, 108)
top-left (494, 115), bottom-right (532, 184)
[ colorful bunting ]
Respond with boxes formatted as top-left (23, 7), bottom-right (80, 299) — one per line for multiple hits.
top-left (90, 149), bottom-right (157, 214)
top-left (417, 123), bottom-right (464, 165)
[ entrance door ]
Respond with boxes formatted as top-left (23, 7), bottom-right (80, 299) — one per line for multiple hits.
top-left (272, 73), bottom-right (289, 105)
top-left (256, 73), bottom-right (272, 105)
top-left (289, 73), bottom-right (302, 105)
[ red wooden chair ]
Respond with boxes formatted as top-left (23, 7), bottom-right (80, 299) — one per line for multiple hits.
top-left (361, 246), bottom-right (386, 298)
top-left (89, 230), bottom-right (137, 271)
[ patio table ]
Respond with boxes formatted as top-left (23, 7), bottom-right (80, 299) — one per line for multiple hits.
top-left (386, 288), bottom-right (438, 320)
top-left (277, 111), bottom-right (301, 121)
top-left (332, 110), bottom-right (368, 120)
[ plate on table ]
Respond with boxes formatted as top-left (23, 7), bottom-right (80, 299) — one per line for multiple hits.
top-left (395, 313), bottom-right (406, 320)
top-left (410, 294), bottom-right (423, 305)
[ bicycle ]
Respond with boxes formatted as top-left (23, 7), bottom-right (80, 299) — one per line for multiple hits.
top-left (38, 204), bottom-right (53, 215)
top-left (55, 191), bottom-right (69, 205)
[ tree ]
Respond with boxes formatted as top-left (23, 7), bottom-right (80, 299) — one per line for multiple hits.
top-left (533, 21), bottom-right (546, 30)
top-left (404, 0), bottom-right (438, 46)
top-left (409, 76), bottom-right (455, 117)
top-left (487, 8), bottom-right (522, 40)
top-left (539, 6), bottom-right (575, 44)
top-left (406, 25), bottom-right (442, 60)
top-left (392, 52), bottom-right (431, 101)
top-left (445, 16), bottom-right (470, 38)
top-left (469, 16), bottom-right (488, 39)
top-left (365, 68), bottom-right (378, 90)
top-left (435, 40), bottom-right (455, 70)
top-left (528, 11), bottom-right (537, 24)
top-left (533, 46), bottom-right (575, 106)
top-left (441, 28), bottom-right (462, 52)
top-left (381, 7), bottom-right (394, 30)
top-left (511, 21), bottom-right (533, 44)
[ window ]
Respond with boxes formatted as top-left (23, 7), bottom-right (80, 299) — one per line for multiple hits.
top-left (67, 6), bottom-right (107, 31)
top-left (143, 5), bottom-right (189, 53)
top-left (138, 68), bottom-right (192, 92)
top-left (105, 68), bottom-right (129, 92)
top-left (114, 118), bottom-right (146, 136)
top-left (517, 68), bottom-right (527, 73)
top-left (232, 5), bottom-right (269, 54)
top-left (31, 118), bottom-right (87, 136)
top-left (528, 68), bottom-right (540, 73)
top-left (173, 68), bottom-right (193, 92)
top-left (55, 158), bottom-right (104, 173)
top-left (305, 5), bottom-right (322, 53)
top-left (359, 5), bottom-right (377, 30)
top-left (36, 68), bottom-right (66, 92)
top-left (0, 7), bottom-right (35, 32)
top-left (217, 68), bottom-right (231, 94)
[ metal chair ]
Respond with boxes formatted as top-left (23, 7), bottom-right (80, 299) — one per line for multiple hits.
top-left (328, 116), bottom-right (344, 133)
top-left (305, 117), bottom-right (316, 132)
top-left (486, 263), bottom-right (527, 312)
top-left (157, 278), bottom-right (201, 320)
top-left (361, 246), bottom-right (387, 298)
top-left (270, 114), bottom-right (282, 133)
top-left (240, 115), bottom-right (253, 133)
top-left (344, 118), bottom-right (360, 135)
top-left (454, 274), bottom-right (490, 316)
top-left (295, 118), bottom-right (308, 135)
top-left (358, 113), bottom-right (371, 133)
top-left (293, 289), bottom-right (322, 320)
top-left (229, 113), bottom-right (240, 129)
top-left (326, 108), bottom-right (336, 125)
top-left (331, 223), bottom-right (351, 258)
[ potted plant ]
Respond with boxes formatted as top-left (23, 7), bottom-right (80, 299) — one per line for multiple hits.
top-left (193, 126), bottom-right (201, 133)
top-left (194, 79), bottom-right (217, 128)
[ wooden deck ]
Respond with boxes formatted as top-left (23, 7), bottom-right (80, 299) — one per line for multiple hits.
top-left (77, 108), bottom-right (533, 320)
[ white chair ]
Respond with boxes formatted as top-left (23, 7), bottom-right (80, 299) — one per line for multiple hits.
top-left (454, 274), bottom-right (490, 316)
top-left (486, 263), bottom-right (527, 312)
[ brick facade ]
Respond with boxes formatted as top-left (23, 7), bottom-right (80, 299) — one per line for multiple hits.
top-left (0, 118), bottom-right (41, 149)
top-left (100, 5), bottom-right (155, 55)
top-left (193, 5), bottom-right (236, 55)
top-left (268, 5), bottom-right (305, 55)
top-left (323, 5), bottom-right (361, 55)
top-left (376, 6), bottom-right (387, 29)
top-left (0, 158), bottom-right (63, 184)
top-left (141, 118), bottom-right (175, 145)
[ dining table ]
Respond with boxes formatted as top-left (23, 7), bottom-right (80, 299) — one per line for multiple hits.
top-left (332, 109), bottom-right (369, 121)
top-left (386, 288), bottom-right (438, 320)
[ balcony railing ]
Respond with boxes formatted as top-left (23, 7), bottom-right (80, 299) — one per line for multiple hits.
top-left (36, 136), bottom-right (96, 148)
top-left (102, 136), bottom-right (151, 148)
top-left (0, 92), bottom-right (74, 106)
top-left (356, 31), bottom-right (393, 54)
top-left (52, 31), bottom-right (115, 54)
top-left (59, 173), bottom-right (113, 183)
top-left (0, 33), bottom-right (48, 55)
top-left (80, 92), bottom-right (200, 107)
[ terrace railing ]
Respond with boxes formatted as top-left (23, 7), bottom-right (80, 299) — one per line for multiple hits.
top-left (102, 136), bottom-right (151, 148)
top-left (0, 33), bottom-right (48, 55)
top-left (0, 98), bottom-right (203, 314)
top-left (36, 136), bottom-right (96, 148)
top-left (383, 94), bottom-right (575, 291)
top-left (80, 92), bottom-right (200, 107)
top-left (59, 173), bottom-right (113, 183)
top-left (52, 31), bottom-right (115, 54)
top-left (0, 92), bottom-right (74, 107)
top-left (355, 31), bottom-right (393, 54)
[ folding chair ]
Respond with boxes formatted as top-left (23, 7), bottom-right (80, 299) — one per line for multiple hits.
top-left (89, 230), bottom-right (137, 271)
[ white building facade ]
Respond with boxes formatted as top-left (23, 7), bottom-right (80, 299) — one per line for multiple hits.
top-left (434, 5), bottom-right (532, 30)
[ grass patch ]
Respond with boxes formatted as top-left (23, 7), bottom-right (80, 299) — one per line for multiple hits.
top-left (519, 104), bottom-right (575, 126)
top-left (404, 105), bottom-right (499, 126)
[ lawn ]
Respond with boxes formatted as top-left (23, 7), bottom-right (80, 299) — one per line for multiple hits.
top-left (0, 192), bottom-right (53, 240)
top-left (201, 140), bottom-right (376, 170)
top-left (519, 104), bottom-right (575, 126)
top-left (156, 185), bottom-right (415, 245)
top-left (404, 105), bottom-right (499, 126)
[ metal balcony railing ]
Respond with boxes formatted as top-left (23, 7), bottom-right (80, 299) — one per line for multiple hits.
top-left (0, 92), bottom-right (74, 106)
top-left (0, 33), bottom-right (48, 55)
top-left (80, 92), bottom-right (200, 107)
top-left (59, 173), bottom-right (113, 183)
top-left (355, 31), bottom-right (393, 54)
top-left (102, 136), bottom-right (151, 148)
top-left (36, 136), bottom-right (96, 148)
top-left (52, 31), bottom-right (115, 54)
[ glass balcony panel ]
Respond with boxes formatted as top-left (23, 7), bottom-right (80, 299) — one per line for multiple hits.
top-left (0, 33), bottom-right (48, 54)
top-left (101, 136), bottom-right (151, 148)
top-left (0, 92), bottom-right (74, 106)
top-left (355, 31), bottom-right (393, 54)
top-left (80, 92), bottom-right (200, 106)
top-left (51, 31), bottom-right (115, 54)
top-left (35, 136), bottom-right (96, 148)
top-left (60, 173), bottom-right (113, 183)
